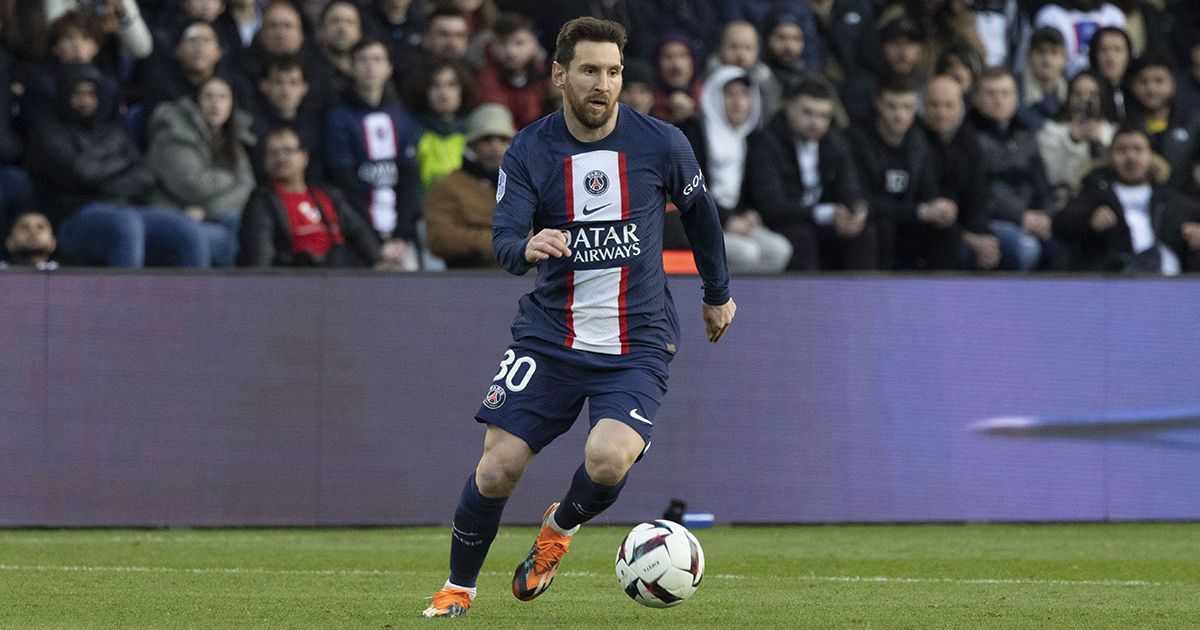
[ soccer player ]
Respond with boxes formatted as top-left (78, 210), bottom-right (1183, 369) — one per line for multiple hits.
top-left (421, 16), bottom-right (736, 619)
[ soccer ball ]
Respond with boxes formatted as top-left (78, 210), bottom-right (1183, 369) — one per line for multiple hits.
top-left (614, 519), bottom-right (704, 608)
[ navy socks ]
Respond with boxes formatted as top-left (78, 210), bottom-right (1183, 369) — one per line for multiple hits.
top-left (448, 473), bottom-right (508, 588)
top-left (553, 463), bottom-right (627, 531)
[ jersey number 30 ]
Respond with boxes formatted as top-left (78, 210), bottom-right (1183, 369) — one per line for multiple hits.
top-left (493, 350), bottom-right (537, 392)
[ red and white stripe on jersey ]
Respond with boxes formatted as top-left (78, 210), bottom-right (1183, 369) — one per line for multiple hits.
top-left (361, 112), bottom-right (398, 235)
top-left (564, 267), bottom-right (630, 355)
top-left (562, 149), bottom-right (631, 355)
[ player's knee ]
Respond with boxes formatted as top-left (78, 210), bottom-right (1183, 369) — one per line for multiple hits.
top-left (584, 447), bottom-right (636, 486)
top-left (475, 460), bottom-right (523, 497)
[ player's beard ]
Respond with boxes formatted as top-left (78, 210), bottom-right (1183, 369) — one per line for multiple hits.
top-left (566, 87), bottom-right (617, 129)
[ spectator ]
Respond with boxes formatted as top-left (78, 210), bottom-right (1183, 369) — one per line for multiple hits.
top-left (1175, 40), bottom-right (1200, 116)
top-left (809, 0), bottom-right (877, 87)
top-left (850, 75), bottom-right (957, 270)
top-left (46, 0), bottom-right (153, 63)
top-left (968, 0), bottom-right (1027, 69)
top-left (760, 13), bottom-right (811, 121)
top-left (448, 0), bottom-right (497, 36)
top-left (1088, 26), bottom-right (1132, 121)
top-left (1038, 70), bottom-right (1116, 208)
top-left (314, 1), bottom-right (364, 94)
top-left (3, 211), bottom-right (58, 269)
top-left (238, 1), bottom-right (331, 109)
top-left (966, 67), bottom-right (1056, 271)
top-left (651, 32), bottom-right (701, 124)
top-left (423, 103), bottom-right (512, 267)
top-left (474, 12), bottom-right (546, 130)
top-left (423, 4), bottom-right (470, 60)
top-left (151, 0), bottom-right (239, 56)
top-left (146, 74), bottom-right (255, 267)
top-left (250, 55), bottom-right (326, 184)
top-left (327, 39), bottom-right (422, 270)
top-left (1053, 127), bottom-right (1195, 273)
top-left (361, 0), bottom-right (425, 65)
top-left (22, 11), bottom-right (117, 124)
top-left (138, 20), bottom-right (252, 124)
top-left (0, 35), bottom-right (32, 230)
top-left (1033, 0), bottom-right (1126, 76)
top-left (876, 0), bottom-right (986, 80)
top-left (405, 57), bottom-right (474, 188)
top-left (1124, 53), bottom-right (1200, 192)
top-left (239, 127), bottom-right (386, 267)
top-left (1018, 26), bottom-right (1068, 129)
top-left (218, 0), bottom-right (262, 54)
top-left (617, 58), bottom-right (655, 116)
top-left (842, 15), bottom-right (928, 126)
top-left (720, 0), bottom-right (822, 72)
top-left (678, 66), bottom-right (791, 274)
top-left (743, 77), bottom-right (877, 271)
top-left (922, 74), bottom-right (1000, 270)
top-left (26, 64), bottom-right (209, 267)
top-left (935, 41), bottom-right (984, 95)
top-left (1110, 0), bottom-right (1167, 58)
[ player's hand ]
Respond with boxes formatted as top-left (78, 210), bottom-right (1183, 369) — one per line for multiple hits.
top-left (702, 298), bottom-right (736, 343)
top-left (524, 228), bottom-right (571, 263)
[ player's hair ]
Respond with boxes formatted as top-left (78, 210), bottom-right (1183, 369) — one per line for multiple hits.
top-left (554, 17), bottom-right (626, 69)
top-left (493, 12), bottom-right (534, 39)
top-left (260, 54), bottom-right (308, 81)
top-left (783, 75), bottom-right (835, 102)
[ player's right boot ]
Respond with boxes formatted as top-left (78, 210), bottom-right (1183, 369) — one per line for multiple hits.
top-left (512, 502), bottom-right (574, 601)
top-left (421, 586), bottom-right (473, 618)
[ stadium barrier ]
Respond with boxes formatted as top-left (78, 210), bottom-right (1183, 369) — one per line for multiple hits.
top-left (2, 271), bottom-right (1198, 526)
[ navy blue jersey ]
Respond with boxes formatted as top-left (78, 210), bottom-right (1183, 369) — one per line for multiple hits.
top-left (493, 104), bottom-right (730, 357)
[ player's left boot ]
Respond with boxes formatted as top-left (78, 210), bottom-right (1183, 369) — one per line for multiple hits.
top-left (421, 586), bottom-right (473, 618)
top-left (512, 502), bottom-right (574, 601)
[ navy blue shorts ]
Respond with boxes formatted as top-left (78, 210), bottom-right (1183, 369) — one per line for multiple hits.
top-left (475, 337), bottom-right (671, 454)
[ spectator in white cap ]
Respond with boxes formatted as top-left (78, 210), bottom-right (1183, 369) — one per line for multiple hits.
top-left (423, 103), bottom-right (515, 267)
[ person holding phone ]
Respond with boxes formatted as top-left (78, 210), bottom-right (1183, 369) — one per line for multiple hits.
top-left (1038, 70), bottom-right (1117, 209)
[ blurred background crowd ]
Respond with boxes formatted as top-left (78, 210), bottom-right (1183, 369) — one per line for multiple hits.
top-left (1, 0), bottom-right (1198, 274)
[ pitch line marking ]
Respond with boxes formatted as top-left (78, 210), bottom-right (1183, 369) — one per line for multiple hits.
top-left (0, 564), bottom-right (1173, 587)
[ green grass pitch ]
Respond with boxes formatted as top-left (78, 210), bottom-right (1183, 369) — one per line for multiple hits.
top-left (2, 523), bottom-right (1198, 629)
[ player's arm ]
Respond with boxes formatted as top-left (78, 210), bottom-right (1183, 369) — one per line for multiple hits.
top-left (493, 144), bottom-right (565, 274)
top-left (665, 127), bottom-right (735, 342)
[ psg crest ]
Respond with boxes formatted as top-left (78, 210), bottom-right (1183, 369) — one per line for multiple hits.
top-left (483, 384), bottom-right (507, 409)
top-left (584, 170), bottom-right (610, 196)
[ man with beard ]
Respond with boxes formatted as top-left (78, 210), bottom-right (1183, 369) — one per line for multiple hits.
top-left (420, 16), bottom-right (735, 619)
top-left (2, 211), bottom-right (58, 270)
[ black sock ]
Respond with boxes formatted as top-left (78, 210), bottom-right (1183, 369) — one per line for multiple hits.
top-left (553, 463), bottom-right (627, 531)
top-left (448, 473), bottom-right (508, 588)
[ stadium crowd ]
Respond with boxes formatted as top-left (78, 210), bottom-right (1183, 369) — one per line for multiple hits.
top-left (1, 0), bottom-right (1199, 274)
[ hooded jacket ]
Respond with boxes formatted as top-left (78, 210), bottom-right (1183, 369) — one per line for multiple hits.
top-left (696, 66), bottom-right (762, 212)
top-left (25, 64), bottom-right (155, 225)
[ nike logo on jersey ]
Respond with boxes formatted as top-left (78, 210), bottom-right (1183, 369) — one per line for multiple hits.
top-left (581, 202), bottom-right (611, 216)
top-left (629, 408), bottom-right (653, 425)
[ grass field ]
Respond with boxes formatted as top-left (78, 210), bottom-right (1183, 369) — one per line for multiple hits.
top-left (2, 523), bottom-right (1198, 629)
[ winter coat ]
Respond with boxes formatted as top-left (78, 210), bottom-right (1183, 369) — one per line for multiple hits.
top-left (238, 185), bottom-right (381, 267)
top-left (145, 97), bottom-right (257, 219)
top-left (423, 159), bottom-right (499, 268)
top-left (966, 109), bottom-right (1055, 225)
top-left (25, 64), bottom-right (155, 225)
